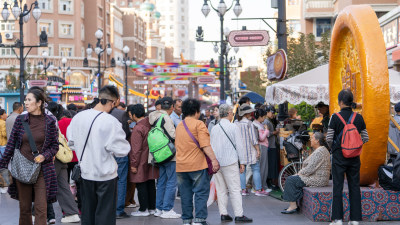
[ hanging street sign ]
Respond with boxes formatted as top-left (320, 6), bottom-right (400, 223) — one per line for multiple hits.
top-left (197, 76), bottom-right (216, 84)
top-left (130, 63), bottom-right (217, 76)
top-left (28, 80), bottom-right (47, 87)
top-left (228, 30), bottom-right (270, 47)
top-left (266, 49), bottom-right (287, 81)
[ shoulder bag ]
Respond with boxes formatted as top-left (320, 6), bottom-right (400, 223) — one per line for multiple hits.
top-left (56, 131), bottom-right (73, 163)
top-left (182, 120), bottom-right (219, 175)
top-left (10, 121), bottom-right (41, 184)
top-left (71, 112), bottom-right (103, 182)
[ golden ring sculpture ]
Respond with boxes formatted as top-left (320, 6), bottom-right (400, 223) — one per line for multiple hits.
top-left (329, 5), bottom-right (390, 185)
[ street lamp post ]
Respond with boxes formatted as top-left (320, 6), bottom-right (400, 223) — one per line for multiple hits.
top-left (37, 51), bottom-right (54, 76)
top-left (83, 29), bottom-right (113, 92)
top-left (116, 45), bottom-right (136, 104)
top-left (57, 57), bottom-right (71, 80)
top-left (199, 0), bottom-right (242, 103)
top-left (0, 0), bottom-right (45, 103)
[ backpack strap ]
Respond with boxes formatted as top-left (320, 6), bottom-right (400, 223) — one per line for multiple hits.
top-left (336, 113), bottom-right (346, 125)
top-left (156, 114), bottom-right (165, 128)
top-left (349, 112), bottom-right (357, 124)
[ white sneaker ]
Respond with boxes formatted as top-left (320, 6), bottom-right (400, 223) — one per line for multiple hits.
top-left (265, 188), bottom-right (272, 193)
top-left (154, 209), bottom-right (163, 217)
top-left (348, 221), bottom-right (359, 225)
top-left (131, 210), bottom-right (150, 217)
top-left (149, 210), bottom-right (156, 215)
top-left (330, 220), bottom-right (343, 225)
top-left (61, 214), bottom-right (80, 223)
top-left (48, 218), bottom-right (56, 224)
top-left (126, 203), bottom-right (138, 208)
top-left (160, 209), bottom-right (181, 219)
top-left (0, 187), bottom-right (7, 194)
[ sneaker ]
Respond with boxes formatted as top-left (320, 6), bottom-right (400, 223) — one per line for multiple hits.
top-left (149, 210), bottom-right (156, 215)
top-left (265, 188), bottom-right (272, 193)
top-left (255, 190), bottom-right (269, 196)
top-left (131, 210), bottom-right (150, 217)
top-left (235, 215), bottom-right (253, 223)
top-left (47, 218), bottom-right (56, 224)
top-left (61, 214), bottom-right (80, 223)
top-left (250, 189), bottom-right (256, 194)
top-left (125, 203), bottom-right (138, 208)
top-left (193, 222), bottom-right (209, 225)
top-left (0, 187), bottom-right (7, 194)
top-left (116, 212), bottom-right (130, 219)
top-left (154, 209), bottom-right (163, 217)
top-left (241, 189), bottom-right (249, 196)
top-left (348, 222), bottom-right (359, 225)
top-left (160, 209), bottom-right (181, 219)
top-left (330, 220), bottom-right (343, 225)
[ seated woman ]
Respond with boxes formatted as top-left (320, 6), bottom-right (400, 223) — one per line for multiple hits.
top-left (281, 132), bottom-right (331, 214)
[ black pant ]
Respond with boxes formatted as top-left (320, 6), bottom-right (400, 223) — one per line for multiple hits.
top-left (81, 178), bottom-right (118, 225)
top-left (136, 179), bottom-right (156, 212)
top-left (331, 150), bottom-right (362, 221)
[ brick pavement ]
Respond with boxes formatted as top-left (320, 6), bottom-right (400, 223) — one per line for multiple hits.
top-left (0, 193), bottom-right (396, 225)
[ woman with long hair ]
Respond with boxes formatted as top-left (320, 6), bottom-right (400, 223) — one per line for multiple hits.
top-left (0, 87), bottom-right (59, 225)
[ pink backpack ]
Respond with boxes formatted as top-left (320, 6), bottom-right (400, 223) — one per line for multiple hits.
top-left (336, 112), bottom-right (363, 158)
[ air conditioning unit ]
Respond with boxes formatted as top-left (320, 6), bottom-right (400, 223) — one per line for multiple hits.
top-left (5, 32), bottom-right (13, 40)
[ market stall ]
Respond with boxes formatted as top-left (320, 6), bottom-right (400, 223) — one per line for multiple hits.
top-left (265, 64), bottom-right (400, 105)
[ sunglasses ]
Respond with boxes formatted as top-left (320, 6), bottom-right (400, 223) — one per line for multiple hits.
top-left (99, 98), bottom-right (115, 106)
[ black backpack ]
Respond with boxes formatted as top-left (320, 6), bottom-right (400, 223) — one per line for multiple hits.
top-left (378, 165), bottom-right (400, 191)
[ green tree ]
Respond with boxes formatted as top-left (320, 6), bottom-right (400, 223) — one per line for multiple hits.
top-left (293, 102), bottom-right (316, 124)
top-left (240, 70), bottom-right (266, 97)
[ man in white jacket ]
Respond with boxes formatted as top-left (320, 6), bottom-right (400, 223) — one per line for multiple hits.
top-left (67, 85), bottom-right (130, 225)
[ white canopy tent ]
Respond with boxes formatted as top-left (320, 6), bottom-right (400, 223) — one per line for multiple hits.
top-left (265, 64), bottom-right (400, 105)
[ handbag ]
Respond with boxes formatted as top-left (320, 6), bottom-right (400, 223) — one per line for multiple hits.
top-left (56, 131), bottom-right (73, 163)
top-left (182, 120), bottom-right (219, 175)
top-left (71, 112), bottom-right (103, 182)
top-left (10, 121), bottom-right (41, 184)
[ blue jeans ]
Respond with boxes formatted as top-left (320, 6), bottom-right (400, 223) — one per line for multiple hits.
top-left (177, 169), bottom-right (210, 224)
top-left (156, 161), bottom-right (177, 211)
top-left (116, 156), bottom-right (129, 215)
top-left (240, 161), bottom-right (262, 191)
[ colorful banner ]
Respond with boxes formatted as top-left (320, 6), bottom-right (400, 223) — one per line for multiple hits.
top-left (130, 63), bottom-right (218, 76)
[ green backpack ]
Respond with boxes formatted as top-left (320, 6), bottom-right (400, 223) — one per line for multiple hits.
top-left (147, 114), bottom-right (176, 164)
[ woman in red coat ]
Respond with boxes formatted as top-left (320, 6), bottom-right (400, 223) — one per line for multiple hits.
top-left (128, 104), bottom-right (159, 217)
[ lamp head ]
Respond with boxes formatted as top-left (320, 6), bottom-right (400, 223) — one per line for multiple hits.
top-left (106, 44), bottom-right (112, 55)
top-left (1, 2), bottom-right (10, 21)
top-left (123, 45), bottom-right (130, 54)
top-left (217, 0), bottom-right (227, 16)
top-left (86, 44), bottom-right (93, 56)
top-left (95, 29), bottom-right (103, 40)
top-left (61, 57), bottom-right (67, 64)
top-left (23, 4), bottom-right (29, 23)
top-left (201, 0), bottom-right (210, 17)
top-left (11, 0), bottom-right (20, 19)
top-left (233, 0), bottom-right (242, 17)
top-left (32, 1), bottom-right (41, 21)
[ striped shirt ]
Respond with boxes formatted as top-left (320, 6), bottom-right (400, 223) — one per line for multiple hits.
top-left (210, 119), bottom-right (246, 167)
top-left (235, 117), bottom-right (259, 165)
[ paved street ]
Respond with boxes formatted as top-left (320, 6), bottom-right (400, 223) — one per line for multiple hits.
top-left (0, 193), bottom-right (397, 225)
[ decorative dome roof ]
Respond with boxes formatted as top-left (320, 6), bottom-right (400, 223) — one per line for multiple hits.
top-left (154, 11), bottom-right (161, 19)
top-left (140, 1), bottom-right (155, 12)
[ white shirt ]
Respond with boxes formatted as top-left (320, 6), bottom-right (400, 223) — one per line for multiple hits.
top-left (210, 118), bottom-right (246, 167)
top-left (67, 109), bottom-right (130, 181)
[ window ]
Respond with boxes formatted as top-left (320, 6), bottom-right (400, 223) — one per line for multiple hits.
top-left (170, 15), bottom-right (174, 21)
top-left (59, 0), bottom-right (73, 13)
top-left (81, 47), bottom-right (85, 57)
top-left (288, 20), bottom-right (301, 33)
top-left (121, 1), bottom-right (125, 6)
top-left (181, 16), bottom-right (184, 21)
top-left (99, 7), bottom-right (103, 18)
top-left (81, 2), bottom-right (84, 18)
top-left (181, 25), bottom-right (185, 30)
top-left (41, 45), bottom-right (54, 56)
top-left (170, 25), bottom-right (173, 29)
top-left (0, 48), bottom-right (12, 56)
top-left (315, 18), bottom-right (331, 37)
top-left (81, 24), bottom-right (85, 41)
top-left (288, 0), bottom-right (299, 5)
top-left (170, 33), bottom-right (174, 37)
top-left (60, 23), bottom-right (73, 37)
top-left (38, 0), bottom-right (52, 12)
top-left (38, 20), bottom-right (53, 37)
top-left (60, 46), bottom-right (74, 57)
top-left (114, 18), bottom-right (123, 34)
top-left (0, 21), bottom-right (15, 32)
top-left (181, 33), bottom-right (184, 38)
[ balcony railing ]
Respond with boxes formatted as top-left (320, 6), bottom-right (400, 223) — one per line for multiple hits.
top-left (306, 0), bottom-right (334, 9)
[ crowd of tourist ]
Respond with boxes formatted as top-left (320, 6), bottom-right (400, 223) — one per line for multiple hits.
top-left (1, 85), bottom-right (399, 225)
